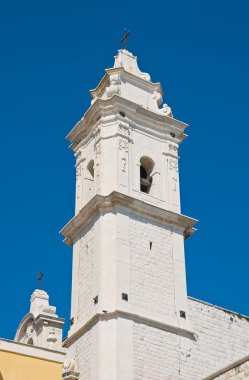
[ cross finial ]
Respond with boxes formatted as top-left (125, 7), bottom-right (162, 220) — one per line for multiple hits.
top-left (38, 272), bottom-right (43, 289)
top-left (120, 28), bottom-right (130, 50)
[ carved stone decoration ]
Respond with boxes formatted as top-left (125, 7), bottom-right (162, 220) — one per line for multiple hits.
top-left (161, 103), bottom-right (173, 117)
top-left (106, 74), bottom-right (120, 98)
top-left (14, 289), bottom-right (64, 351)
top-left (94, 142), bottom-right (101, 188)
top-left (93, 126), bottom-right (101, 140)
top-left (76, 165), bottom-right (81, 199)
top-left (76, 166), bottom-right (80, 181)
top-left (168, 142), bottom-right (178, 156)
top-left (24, 321), bottom-right (36, 344)
top-left (95, 161), bottom-right (100, 179)
top-left (163, 141), bottom-right (179, 159)
top-left (152, 90), bottom-right (163, 107)
top-left (118, 134), bottom-right (129, 187)
top-left (62, 372), bottom-right (80, 380)
top-left (172, 172), bottom-right (178, 192)
top-left (168, 158), bottom-right (180, 206)
top-left (118, 123), bottom-right (130, 137)
top-left (119, 138), bottom-right (129, 152)
top-left (121, 157), bottom-right (127, 172)
top-left (47, 328), bottom-right (57, 348)
top-left (75, 150), bottom-right (85, 211)
top-left (94, 142), bottom-right (101, 156)
top-left (119, 137), bottom-right (129, 187)
top-left (62, 358), bottom-right (80, 380)
top-left (76, 165), bottom-right (81, 202)
top-left (169, 158), bottom-right (178, 172)
top-left (169, 158), bottom-right (179, 192)
top-left (75, 149), bottom-right (85, 169)
top-left (63, 358), bottom-right (77, 372)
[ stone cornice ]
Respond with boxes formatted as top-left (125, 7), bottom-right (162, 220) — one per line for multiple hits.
top-left (62, 309), bottom-right (196, 348)
top-left (66, 95), bottom-right (188, 150)
top-left (203, 354), bottom-right (249, 380)
top-left (35, 313), bottom-right (65, 327)
top-left (188, 296), bottom-right (249, 321)
top-left (90, 67), bottom-right (163, 99)
top-left (60, 191), bottom-right (197, 246)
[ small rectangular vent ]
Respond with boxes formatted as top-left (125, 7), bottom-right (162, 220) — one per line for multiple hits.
top-left (180, 310), bottom-right (186, 319)
top-left (122, 293), bottom-right (128, 301)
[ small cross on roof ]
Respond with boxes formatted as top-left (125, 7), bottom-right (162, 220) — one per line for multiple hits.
top-left (120, 28), bottom-right (130, 50)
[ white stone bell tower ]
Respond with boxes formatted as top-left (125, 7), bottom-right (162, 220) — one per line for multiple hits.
top-left (61, 49), bottom-right (197, 380)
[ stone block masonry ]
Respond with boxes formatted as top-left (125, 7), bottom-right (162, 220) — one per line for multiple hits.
top-left (130, 215), bottom-right (175, 318)
top-left (61, 48), bottom-right (249, 380)
top-left (133, 297), bottom-right (249, 380)
top-left (204, 355), bottom-right (249, 379)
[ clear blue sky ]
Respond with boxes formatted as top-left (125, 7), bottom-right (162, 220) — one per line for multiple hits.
top-left (0, 0), bottom-right (248, 339)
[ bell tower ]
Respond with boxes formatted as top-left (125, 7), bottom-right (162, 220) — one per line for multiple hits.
top-left (61, 49), bottom-right (197, 380)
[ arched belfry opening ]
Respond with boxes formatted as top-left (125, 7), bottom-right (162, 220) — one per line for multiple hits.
top-left (140, 156), bottom-right (154, 194)
top-left (27, 338), bottom-right (34, 346)
top-left (87, 160), bottom-right (94, 179)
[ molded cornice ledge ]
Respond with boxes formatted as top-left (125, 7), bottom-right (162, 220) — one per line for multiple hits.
top-left (63, 310), bottom-right (196, 348)
top-left (66, 95), bottom-right (188, 151)
top-left (60, 191), bottom-right (198, 246)
top-left (203, 354), bottom-right (249, 380)
top-left (90, 67), bottom-right (163, 99)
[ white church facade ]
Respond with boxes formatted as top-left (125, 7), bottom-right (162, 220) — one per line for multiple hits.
top-left (8, 49), bottom-right (249, 379)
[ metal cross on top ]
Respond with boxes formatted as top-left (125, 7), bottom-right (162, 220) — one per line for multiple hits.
top-left (120, 28), bottom-right (130, 50)
top-left (38, 272), bottom-right (43, 290)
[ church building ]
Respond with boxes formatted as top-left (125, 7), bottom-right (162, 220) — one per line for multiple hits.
top-left (1, 49), bottom-right (249, 380)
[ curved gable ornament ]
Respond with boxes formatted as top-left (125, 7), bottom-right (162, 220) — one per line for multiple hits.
top-left (114, 49), bottom-right (151, 81)
top-left (14, 289), bottom-right (65, 351)
top-left (89, 49), bottom-right (174, 115)
top-left (15, 313), bottom-right (36, 345)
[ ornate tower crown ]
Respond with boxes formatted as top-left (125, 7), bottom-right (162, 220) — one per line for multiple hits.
top-left (65, 49), bottom-right (191, 221)
top-left (90, 49), bottom-right (172, 116)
